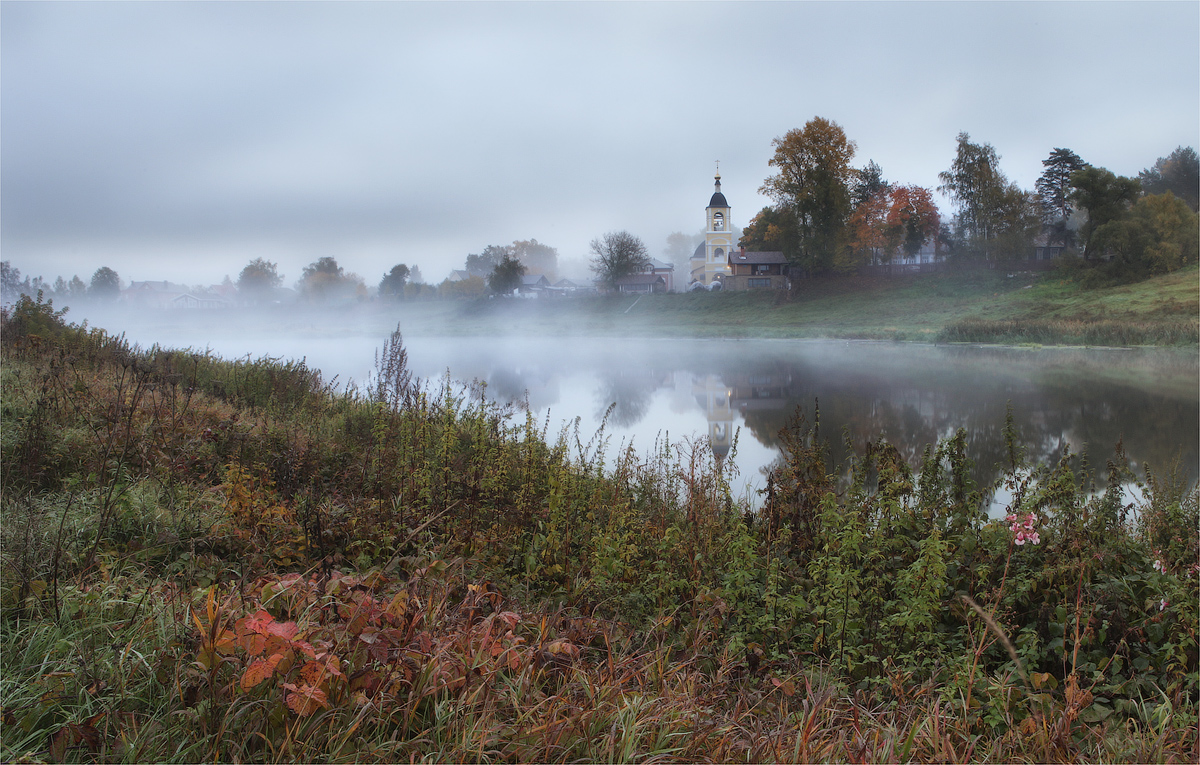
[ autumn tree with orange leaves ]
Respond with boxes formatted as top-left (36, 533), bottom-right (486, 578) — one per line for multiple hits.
top-left (846, 185), bottom-right (940, 266)
top-left (887, 185), bottom-right (941, 261)
top-left (761, 117), bottom-right (858, 274)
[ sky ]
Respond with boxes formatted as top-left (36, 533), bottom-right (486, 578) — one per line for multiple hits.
top-left (3, 1), bottom-right (1198, 288)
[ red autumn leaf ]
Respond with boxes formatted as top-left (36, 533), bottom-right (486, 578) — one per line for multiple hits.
top-left (265, 619), bottom-right (299, 640)
top-left (241, 653), bottom-right (283, 691)
top-left (281, 682), bottom-right (329, 716)
top-left (244, 610), bottom-right (276, 636)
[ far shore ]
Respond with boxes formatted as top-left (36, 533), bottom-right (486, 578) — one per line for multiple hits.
top-left (46, 265), bottom-right (1200, 349)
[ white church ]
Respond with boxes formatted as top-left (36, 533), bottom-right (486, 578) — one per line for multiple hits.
top-left (688, 171), bottom-right (790, 291)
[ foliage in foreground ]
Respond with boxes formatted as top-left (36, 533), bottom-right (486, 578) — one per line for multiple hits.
top-left (1, 293), bottom-right (1197, 762)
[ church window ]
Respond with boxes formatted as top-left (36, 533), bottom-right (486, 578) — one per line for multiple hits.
top-left (713, 248), bottom-right (723, 261)
top-left (713, 213), bottom-right (724, 230)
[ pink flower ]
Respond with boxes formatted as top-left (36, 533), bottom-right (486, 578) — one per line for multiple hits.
top-left (1160, 597), bottom-right (1169, 612)
top-left (1008, 512), bottom-right (1040, 545)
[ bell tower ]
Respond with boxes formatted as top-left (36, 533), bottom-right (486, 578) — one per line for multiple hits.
top-left (704, 169), bottom-right (732, 285)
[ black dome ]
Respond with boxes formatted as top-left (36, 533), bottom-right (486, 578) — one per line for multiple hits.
top-left (708, 191), bottom-right (728, 208)
top-left (692, 242), bottom-right (706, 259)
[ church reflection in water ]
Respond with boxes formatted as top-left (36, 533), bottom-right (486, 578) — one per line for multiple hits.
top-left (411, 338), bottom-right (1197, 504)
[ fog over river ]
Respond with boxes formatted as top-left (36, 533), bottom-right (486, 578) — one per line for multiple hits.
top-left (103, 314), bottom-right (1198, 510)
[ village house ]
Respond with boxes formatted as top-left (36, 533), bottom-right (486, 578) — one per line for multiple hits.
top-left (614, 273), bottom-right (667, 294)
top-left (723, 248), bottom-right (789, 290)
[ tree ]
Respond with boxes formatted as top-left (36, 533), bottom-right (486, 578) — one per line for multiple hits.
top-left (990, 184), bottom-right (1042, 261)
top-left (466, 245), bottom-right (508, 278)
top-left (938, 132), bottom-right (1011, 259)
top-left (845, 185), bottom-right (941, 266)
top-left (439, 274), bottom-right (487, 299)
top-left (1139, 146), bottom-right (1199, 212)
top-left (887, 185), bottom-right (941, 260)
top-left (378, 264), bottom-right (410, 300)
top-left (760, 117), bottom-right (858, 273)
top-left (739, 206), bottom-right (797, 254)
top-left (409, 265), bottom-right (424, 284)
top-left (68, 276), bottom-right (87, 299)
top-left (510, 239), bottom-right (558, 279)
top-left (1036, 148), bottom-right (1088, 247)
top-left (589, 230), bottom-right (650, 290)
top-left (1069, 166), bottom-right (1141, 258)
top-left (298, 256), bottom-right (364, 302)
top-left (1090, 192), bottom-right (1198, 279)
top-left (89, 266), bottom-right (121, 300)
top-left (664, 231), bottom-right (705, 277)
top-left (845, 188), bottom-right (892, 266)
top-left (487, 253), bottom-right (526, 295)
top-left (237, 258), bottom-right (283, 303)
top-left (1, 262), bottom-right (23, 304)
top-left (851, 159), bottom-right (889, 209)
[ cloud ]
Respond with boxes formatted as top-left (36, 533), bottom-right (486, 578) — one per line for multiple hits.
top-left (2, 1), bottom-right (1197, 285)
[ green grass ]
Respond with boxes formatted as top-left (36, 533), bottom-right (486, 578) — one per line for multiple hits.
top-left (372, 265), bottom-right (1198, 346)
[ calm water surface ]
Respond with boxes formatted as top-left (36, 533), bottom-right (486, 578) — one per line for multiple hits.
top-left (112, 316), bottom-right (1198, 510)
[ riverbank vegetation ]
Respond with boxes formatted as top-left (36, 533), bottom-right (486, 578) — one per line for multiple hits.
top-left (389, 264), bottom-right (1199, 346)
top-left (2, 293), bottom-right (1197, 762)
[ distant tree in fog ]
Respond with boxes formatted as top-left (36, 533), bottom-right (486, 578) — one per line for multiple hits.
top-left (663, 231), bottom-right (704, 278)
top-left (298, 256), bottom-right (365, 302)
top-left (89, 266), bottom-right (121, 301)
top-left (588, 230), bottom-right (652, 290)
top-left (1139, 146), bottom-right (1199, 212)
top-left (409, 265), bottom-right (424, 284)
top-left (487, 254), bottom-right (526, 295)
top-left (439, 274), bottom-right (486, 298)
top-left (68, 276), bottom-right (88, 299)
top-left (590, 230), bottom-right (650, 291)
top-left (510, 239), bottom-right (558, 279)
top-left (237, 258), bottom-right (283, 303)
top-left (466, 245), bottom-right (508, 278)
top-left (1, 262), bottom-right (24, 304)
top-left (379, 264), bottom-right (410, 300)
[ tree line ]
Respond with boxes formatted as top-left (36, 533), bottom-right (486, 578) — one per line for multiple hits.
top-left (742, 117), bottom-right (1198, 283)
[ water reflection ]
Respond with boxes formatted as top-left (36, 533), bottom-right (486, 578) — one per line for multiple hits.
top-left (398, 338), bottom-right (1197, 504)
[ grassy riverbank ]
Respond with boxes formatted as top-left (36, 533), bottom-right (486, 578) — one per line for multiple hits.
top-left (389, 265), bottom-right (1199, 346)
top-left (2, 294), bottom-right (1197, 762)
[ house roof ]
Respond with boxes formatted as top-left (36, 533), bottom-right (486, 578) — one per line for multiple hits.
top-left (615, 274), bottom-right (666, 285)
top-left (691, 242), bottom-right (706, 260)
top-left (127, 280), bottom-right (189, 293)
top-left (649, 258), bottom-right (673, 271)
top-left (521, 274), bottom-right (550, 287)
top-left (729, 250), bottom-right (788, 265)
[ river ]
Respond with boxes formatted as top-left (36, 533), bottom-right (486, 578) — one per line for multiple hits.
top-left (103, 313), bottom-right (1198, 511)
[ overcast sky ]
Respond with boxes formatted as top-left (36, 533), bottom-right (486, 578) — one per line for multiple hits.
top-left (3, 1), bottom-right (1197, 287)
